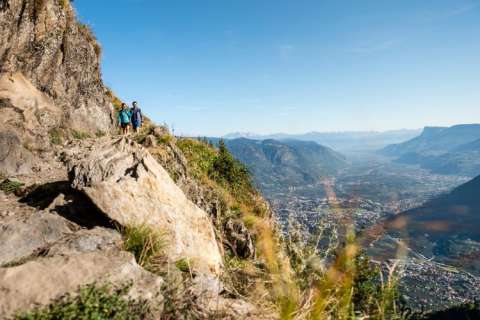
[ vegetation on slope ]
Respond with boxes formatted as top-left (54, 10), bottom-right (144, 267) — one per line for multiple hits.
top-left (144, 129), bottom-right (405, 319)
top-left (13, 283), bottom-right (152, 320)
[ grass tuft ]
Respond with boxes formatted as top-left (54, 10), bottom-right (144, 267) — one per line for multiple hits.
top-left (95, 130), bottom-right (106, 138)
top-left (0, 179), bottom-right (24, 195)
top-left (49, 128), bottom-right (63, 145)
top-left (122, 224), bottom-right (166, 274)
top-left (71, 130), bottom-right (90, 140)
top-left (175, 258), bottom-right (191, 273)
top-left (13, 283), bottom-right (152, 320)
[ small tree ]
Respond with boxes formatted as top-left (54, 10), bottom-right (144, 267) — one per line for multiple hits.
top-left (210, 139), bottom-right (251, 194)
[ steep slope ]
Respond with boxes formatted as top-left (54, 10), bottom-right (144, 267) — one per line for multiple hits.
top-left (385, 175), bottom-right (480, 274)
top-left (222, 138), bottom-right (347, 194)
top-left (0, 134), bottom-right (270, 318)
top-left (0, 0), bottom-right (113, 132)
top-left (0, 0), bottom-right (114, 176)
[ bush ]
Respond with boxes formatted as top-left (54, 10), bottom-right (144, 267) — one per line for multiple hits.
top-left (122, 224), bottom-right (166, 273)
top-left (209, 139), bottom-right (253, 195)
top-left (156, 134), bottom-right (172, 145)
top-left (176, 138), bottom-right (217, 178)
top-left (177, 138), bottom-right (255, 200)
top-left (13, 283), bottom-right (152, 320)
top-left (0, 179), bottom-right (24, 195)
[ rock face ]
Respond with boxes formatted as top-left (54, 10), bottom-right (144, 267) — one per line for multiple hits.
top-left (0, 198), bottom-right (162, 318)
top-left (0, 0), bottom-right (113, 133)
top-left (64, 137), bottom-right (223, 275)
top-left (224, 219), bottom-right (255, 259)
top-left (0, 210), bottom-right (74, 266)
top-left (0, 250), bottom-right (163, 317)
top-left (0, 72), bottom-right (63, 175)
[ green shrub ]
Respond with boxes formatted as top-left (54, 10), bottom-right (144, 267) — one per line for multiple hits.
top-left (177, 138), bottom-right (217, 178)
top-left (177, 138), bottom-right (254, 199)
top-left (175, 258), bottom-right (191, 273)
top-left (0, 179), bottom-right (24, 195)
top-left (122, 224), bottom-right (166, 273)
top-left (71, 130), bottom-right (90, 140)
top-left (210, 139), bottom-right (254, 196)
top-left (14, 283), bottom-right (152, 320)
top-left (156, 134), bottom-right (172, 145)
top-left (49, 128), bottom-right (63, 145)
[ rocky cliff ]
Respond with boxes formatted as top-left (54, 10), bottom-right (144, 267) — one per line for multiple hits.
top-left (0, 0), bottom-right (114, 176)
top-left (0, 0), bottom-right (112, 132)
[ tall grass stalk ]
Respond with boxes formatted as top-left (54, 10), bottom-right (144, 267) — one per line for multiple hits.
top-left (122, 224), bottom-right (167, 274)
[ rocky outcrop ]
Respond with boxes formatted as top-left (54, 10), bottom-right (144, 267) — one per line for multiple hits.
top-left (224, 219), bottom-right (255, 259)
top-left (0, 72), bottom-right (63, 175)
top-left (0, 0), bottom-right (113, 133)
top-left (0, 210), bottom-right (74, 266)
top-left (0, 250), bottom-right (163, 317)
top-left (0, 195), bottom-right (162, 318)
top-left (64, 137), bottom-right (223, 275)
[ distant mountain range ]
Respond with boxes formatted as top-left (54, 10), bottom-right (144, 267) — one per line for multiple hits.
top-left (219, 138), bottom-right (347, 194)
top-left (224, 129), bottom-right (421, 152)
top-left (380, 124), bottom-right (480, 177)
top-left (384, 175), bottom-right (480, 275)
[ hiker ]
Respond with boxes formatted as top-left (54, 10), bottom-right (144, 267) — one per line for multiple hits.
top-left (131, 101), bottom-right (143, 133)
top-left (118, 103), bottom-right (132, 135)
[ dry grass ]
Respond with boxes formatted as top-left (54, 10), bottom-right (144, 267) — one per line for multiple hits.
top-left (121, 224), bottom-right (168, 274)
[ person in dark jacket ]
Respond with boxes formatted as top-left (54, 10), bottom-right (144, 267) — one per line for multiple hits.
top-left (131, 101), bottom-right (143, 133)
top-left (118, 103), bottom-right (132, 135)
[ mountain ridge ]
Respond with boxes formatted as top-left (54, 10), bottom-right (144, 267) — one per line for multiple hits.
top-left (381, 124), bottom-right (480, 177)
top-left (224, 129), bottom-right (421, 152)
top-left (219, 137), bottom-right (347, 195)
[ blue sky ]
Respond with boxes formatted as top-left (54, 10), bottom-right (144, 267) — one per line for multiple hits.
top-left (75, 0), bottom-right (480, 136)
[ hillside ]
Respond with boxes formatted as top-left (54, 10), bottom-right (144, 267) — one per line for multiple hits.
top-left (222, 138), bottom-right (347, 194)
top-left (381, 125), bottom-right (480, 176)
top-left (385, 175), bottom-right (480, 274)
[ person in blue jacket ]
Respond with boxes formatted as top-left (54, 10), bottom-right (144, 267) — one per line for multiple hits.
top-left (131, 101), bottom-right (143, 133)
top-left (118, 103), bottom-right (132, 135)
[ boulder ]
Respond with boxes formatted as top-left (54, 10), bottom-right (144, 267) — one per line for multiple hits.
top-left (0, 250), bottom-right (163, 317)
top-left (0, 211), bottom-right (74, 266)
top-left (64, 137), bottom-right (223, 275)
top-left (0, 131), bottom-right (33, 175)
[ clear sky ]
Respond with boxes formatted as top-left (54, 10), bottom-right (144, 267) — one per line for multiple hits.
top-left (75, 0), bottom-right (480, 136)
